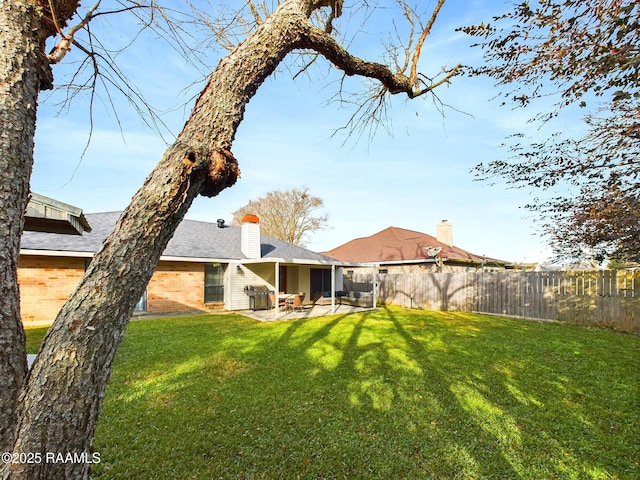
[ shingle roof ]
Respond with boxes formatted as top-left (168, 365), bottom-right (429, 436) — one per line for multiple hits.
top-left (21, 212), bottom-right (337, 263)
top-left (321, 226), bottom-right (503, 264)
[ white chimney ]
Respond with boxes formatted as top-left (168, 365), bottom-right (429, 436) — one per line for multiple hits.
top-left (436, 219), bottom-right (453, 247)
top-left (241, 214), bottom-right (261, 259)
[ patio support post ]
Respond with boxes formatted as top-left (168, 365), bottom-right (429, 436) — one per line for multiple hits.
top-left (274, 261), bottom-right (280, 320)
top-left (331, 264), bottom-right (336, 314)
top-left (228, 263), bottom-right (233, 311)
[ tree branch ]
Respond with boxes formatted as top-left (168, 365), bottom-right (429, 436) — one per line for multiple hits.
top-left (409, 0), bottom-right (445, 89)
top-left (298, 23), bottom-right (461, 98)
top-left (247, 0), bottom-right (264, 25)
top-left (47, 0), bottom-right (101, 64)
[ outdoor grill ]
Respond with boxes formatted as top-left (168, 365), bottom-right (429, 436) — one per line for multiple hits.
top-left (245, 285), bottom-right (272, 311)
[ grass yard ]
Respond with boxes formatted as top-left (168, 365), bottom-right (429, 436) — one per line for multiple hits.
top-left (25, 307), bottom-right (640, 479)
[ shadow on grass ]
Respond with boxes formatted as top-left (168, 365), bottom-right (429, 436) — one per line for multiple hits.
top-left (380, 308), bottom-right (628, 478)
top-left (84, 308), bottom-right (639, 479)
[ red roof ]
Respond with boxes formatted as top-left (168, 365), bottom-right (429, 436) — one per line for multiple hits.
top-left (321, 226), bottom-right (494, 264)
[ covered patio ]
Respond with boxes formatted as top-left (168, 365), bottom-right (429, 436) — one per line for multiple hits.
top-left (240, 302), bottom-right (376, 322)
top-left (235, 257), bottom-right (378, 320)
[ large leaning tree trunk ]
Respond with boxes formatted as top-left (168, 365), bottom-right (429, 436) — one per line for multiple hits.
top-left (0, 0), bottom-right (76, 455)
top-left (2, 0), bottom-right (456, 478)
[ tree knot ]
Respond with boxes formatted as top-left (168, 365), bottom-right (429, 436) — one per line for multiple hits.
top-left (200, 148), bottom-right (240, 197)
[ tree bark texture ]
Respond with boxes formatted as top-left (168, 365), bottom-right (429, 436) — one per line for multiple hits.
top-left (0, 0), bottom-right (52, 454)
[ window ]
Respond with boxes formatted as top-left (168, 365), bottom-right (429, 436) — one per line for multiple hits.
top-left (135, 291), bottom-right (147, 312)
top-left (204, 264), bottom-right (225, 303)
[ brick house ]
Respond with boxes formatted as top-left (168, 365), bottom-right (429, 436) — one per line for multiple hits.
top-left (19, 212), bottom-right (347, 325)
top-left (321, 221), bottom-right (508, 274)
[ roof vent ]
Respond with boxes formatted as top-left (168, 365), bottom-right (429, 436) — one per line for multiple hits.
top-left (216, 218), bottom-right (225, 228)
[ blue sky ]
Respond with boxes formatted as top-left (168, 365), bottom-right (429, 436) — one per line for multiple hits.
top-left (31, 0), bottom-right (573, 263)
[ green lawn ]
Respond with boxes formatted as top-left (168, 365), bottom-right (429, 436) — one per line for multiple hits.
top-left (25, 307), bottom-right (640, 479)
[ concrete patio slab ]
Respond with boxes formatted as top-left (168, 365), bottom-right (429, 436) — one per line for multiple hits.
top-left (241, 303), bottom-right (376, 321)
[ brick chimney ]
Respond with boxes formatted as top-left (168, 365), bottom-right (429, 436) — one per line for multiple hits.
top-left (436, 219), bottom-right (453, 247)
top-left (241, 214), bottom-right (261, 259)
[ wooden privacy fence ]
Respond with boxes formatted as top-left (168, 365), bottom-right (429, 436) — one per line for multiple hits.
top-left (352, 270), bottom-right (640, 332)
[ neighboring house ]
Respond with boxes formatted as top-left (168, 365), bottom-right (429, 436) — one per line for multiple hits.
top-left (18, 212), bottom-right (348, 324)
top-left (321, 220), bottom-right (508, 274)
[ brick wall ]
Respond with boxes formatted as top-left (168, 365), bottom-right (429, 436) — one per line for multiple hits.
top-left (18, 255), bottom-right (86, 325)
top-left (147, 261), bottom-right (222, 314)
top-left (17, 255), bottom-right (222, 324)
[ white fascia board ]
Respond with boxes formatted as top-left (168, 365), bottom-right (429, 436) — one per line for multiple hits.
top-left (158, 255), bottom-right (234, 263)
top-left (20, 249), bottom-right (370, 268)
top-left (20, 249), bottom-right (93, 258)
top-left (20, 250), bottom-right (234, 264)
top-left (239, 257), bottom-right (357, 267)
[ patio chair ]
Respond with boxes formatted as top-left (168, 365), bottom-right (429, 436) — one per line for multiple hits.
top-left (290, 292), bottom-right (305, 312)
top-left (269, 292), bottom-right (287, 309)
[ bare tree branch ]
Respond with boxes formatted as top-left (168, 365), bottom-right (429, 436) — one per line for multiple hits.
top-left (248, 0), bottom-right (265, 25)
top-left (46, 0), bottom-right (101, 64)
top-left (299, 22), bottom-right (461, 98)
top-left (409, 0), bottom-right (445, 89)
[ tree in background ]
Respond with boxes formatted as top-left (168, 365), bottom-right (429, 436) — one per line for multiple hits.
top-left (232, 187), bottom-right (328, 247)
top-left (543, 186), bottom-right (640, 263)
top-left (461, 0), bottom-right (640, 263)
top-left (1, 1), bottom-right (461, 478)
